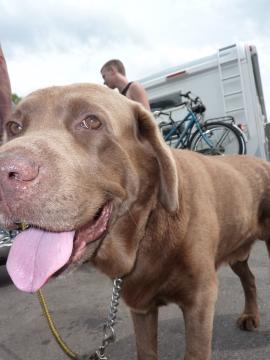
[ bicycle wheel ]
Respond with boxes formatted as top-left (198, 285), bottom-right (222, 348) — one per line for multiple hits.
top-left (188, 121), bottom-right (245, 155)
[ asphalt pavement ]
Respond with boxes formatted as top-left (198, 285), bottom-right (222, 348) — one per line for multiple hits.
top-left (1, 241), bottom-right (270, 360)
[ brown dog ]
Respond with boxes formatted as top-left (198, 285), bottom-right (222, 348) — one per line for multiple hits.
top-left (1, 84), bottom-right (269, 359)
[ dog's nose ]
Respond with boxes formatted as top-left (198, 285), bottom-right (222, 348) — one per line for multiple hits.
top-left (0, 154), bottom-right (39, 190)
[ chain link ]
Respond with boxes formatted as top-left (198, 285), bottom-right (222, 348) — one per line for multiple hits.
top-left (0, 229), bottom-right (20, 248)
top-left (82, 278), bottom-right (123, 360)
top-left (1, 224), bottom-right (123, 360)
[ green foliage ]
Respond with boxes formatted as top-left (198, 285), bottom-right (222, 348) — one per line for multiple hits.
top-left (12, 93), bottom-right (21, 105)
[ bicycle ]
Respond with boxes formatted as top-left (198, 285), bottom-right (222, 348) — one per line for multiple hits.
top-left (154, 92), bottom-right (247, 155)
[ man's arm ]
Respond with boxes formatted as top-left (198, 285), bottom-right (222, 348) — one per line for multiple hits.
top-left (0, 45), bottom-right (12, 140)
top-left (129, 82), bottom-right (151, 111)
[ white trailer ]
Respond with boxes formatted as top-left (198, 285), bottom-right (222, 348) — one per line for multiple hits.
top-left (140, 43), bottom-right (269, 160)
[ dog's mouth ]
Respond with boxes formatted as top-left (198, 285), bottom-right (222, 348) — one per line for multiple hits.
top-left (6, 202), bottom-right (113, 293)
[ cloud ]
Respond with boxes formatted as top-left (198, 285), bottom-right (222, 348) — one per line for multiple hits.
top-left (0, 0), bottom-right (145, 55)
top-left (1, 0), bottom-right (270, 118)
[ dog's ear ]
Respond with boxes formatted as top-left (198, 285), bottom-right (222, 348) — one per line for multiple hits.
top-left (134, 103), bottom-right (179, 213)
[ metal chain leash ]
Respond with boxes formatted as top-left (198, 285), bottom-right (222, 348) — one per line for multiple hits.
top-left (0, 229), bottom-right (20, 248)
top-left (85, 277), bottom-right (123, 360)
top-left (38, 277), bottom-right (123, 360)
top-left (1, 224), bottom-right (123, 360)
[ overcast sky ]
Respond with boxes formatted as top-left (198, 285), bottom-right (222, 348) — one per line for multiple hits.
top-left (1, 0), bottom-right (270, 116)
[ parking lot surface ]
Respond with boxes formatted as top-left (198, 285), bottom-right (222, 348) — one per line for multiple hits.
top-left (1, 241), bottom-right (270, 360)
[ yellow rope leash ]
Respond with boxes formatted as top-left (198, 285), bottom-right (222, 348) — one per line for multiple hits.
top-left (37, 289), bottom-right (77, 359)
top-left (19, 223), bottom-right (121, 360)
top-left (19, 223), bottom-right (78, 359)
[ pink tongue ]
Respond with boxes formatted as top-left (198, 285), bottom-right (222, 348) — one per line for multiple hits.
top-left (7, 228), bottom-right (75, 293)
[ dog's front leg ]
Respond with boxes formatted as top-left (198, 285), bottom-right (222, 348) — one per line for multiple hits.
top-left (181, 280), bottom-right (218, 360)
top-left (131, 308), bottom-right (158, 360)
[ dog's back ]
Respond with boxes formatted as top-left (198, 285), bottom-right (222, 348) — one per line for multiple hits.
top-left (172, 150), bottom-right (270, 266)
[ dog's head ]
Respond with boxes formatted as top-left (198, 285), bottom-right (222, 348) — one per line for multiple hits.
top-left (0, 84), bottom-right (178, 292)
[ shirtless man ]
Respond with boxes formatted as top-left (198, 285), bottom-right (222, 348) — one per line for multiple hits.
top-left (101, 59), bottom-right (151, 111)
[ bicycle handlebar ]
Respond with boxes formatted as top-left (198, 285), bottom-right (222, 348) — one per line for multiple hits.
top-left (181, 91), bottom-right (192, 99)
top-left (181, 92), bottom-right (201, 105)
top-left (153, 102), bottom-right (188, 117)
top-left (154, 91), bottom-right (206, 119)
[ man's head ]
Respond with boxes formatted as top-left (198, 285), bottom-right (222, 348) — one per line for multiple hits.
top-left (101, 59), bottom-right (126, 89)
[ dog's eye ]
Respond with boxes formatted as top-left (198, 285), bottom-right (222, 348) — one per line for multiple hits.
top-left (6, 121), bottom-right (23, 136)
top-left (80, 115), bottom-right (102, 130)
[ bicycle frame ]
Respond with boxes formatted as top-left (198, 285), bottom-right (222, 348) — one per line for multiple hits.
top-left (158, 91), bottom-right (247, 155)
top-left (163, 108), bottom-right (213, 149)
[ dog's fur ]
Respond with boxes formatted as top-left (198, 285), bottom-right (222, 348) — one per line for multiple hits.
top-left (1, 84), bottom-right (270, 359)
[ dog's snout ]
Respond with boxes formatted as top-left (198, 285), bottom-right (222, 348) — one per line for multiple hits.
top-left (0, 154), bottom-right (39, 187)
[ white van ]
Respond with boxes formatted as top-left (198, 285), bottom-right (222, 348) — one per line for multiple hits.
top-left (140, 43), bottom-right (269, 160)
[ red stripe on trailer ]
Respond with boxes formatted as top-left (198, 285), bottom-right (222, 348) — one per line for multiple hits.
top-left (166, 70), bottom-right (187, 79)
